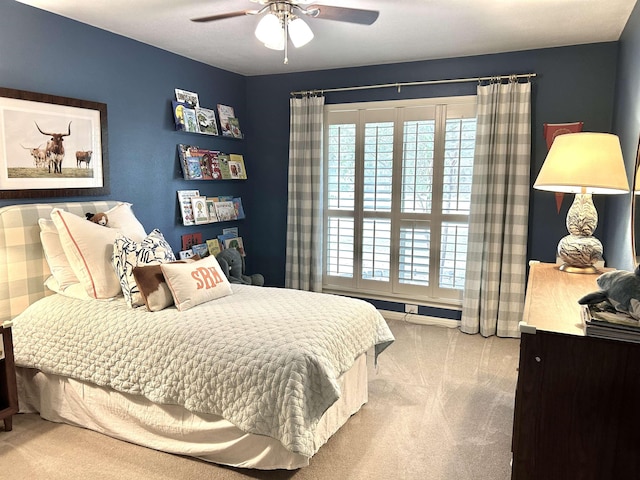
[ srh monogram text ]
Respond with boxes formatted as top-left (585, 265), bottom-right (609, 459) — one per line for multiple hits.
top-left (191, 267), bottom-right (225, 289)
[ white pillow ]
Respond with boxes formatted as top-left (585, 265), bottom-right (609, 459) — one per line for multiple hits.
top-left (161, 256), bottom-right (233, 311)
top-left (105, 203), bottom-right (147, 242)
top-left (51, 208), bottom-right (123, 299)
top-left (112, 229), bottom-right (176, 308)
top-left (44, 276), bottom-right (92, 300)
top-left (39, 218), bottom-right (79, 291)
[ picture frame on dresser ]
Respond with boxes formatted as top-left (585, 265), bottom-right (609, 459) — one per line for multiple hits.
top-left (0, 87), bottom-right (108, 199)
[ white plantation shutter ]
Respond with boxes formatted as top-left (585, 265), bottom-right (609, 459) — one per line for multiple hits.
top-left (324, 97), bottom-right (476, 305)
top-left (326, 119), bottom-right (356, 282)
top-left (362, 218), bottom-right (391, 281)
top-left (326, 217), bottom-right (354, 277)
top-left (399, 221), bottom-right (430, 286)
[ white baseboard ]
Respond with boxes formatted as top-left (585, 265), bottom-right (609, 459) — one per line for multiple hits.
top-left (379, 309), bottom-right (460, 329)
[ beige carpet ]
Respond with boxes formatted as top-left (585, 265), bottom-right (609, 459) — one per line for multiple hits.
top-left (0, 319), bottom-right (520, 480)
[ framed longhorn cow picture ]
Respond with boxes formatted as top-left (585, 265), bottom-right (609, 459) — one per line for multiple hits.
top-left (0, 87), bottom-right (108, 198)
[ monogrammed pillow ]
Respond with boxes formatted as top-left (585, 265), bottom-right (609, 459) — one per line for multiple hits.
top-left (132, 257), bottom-right (198, 312)
top-left (161, 255), bottom-right (233, 311)
top-left (112, 229), bottom-right (176, 308)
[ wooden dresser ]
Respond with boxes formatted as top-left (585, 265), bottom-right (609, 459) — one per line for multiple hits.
top-left (511, 262), bottom-right (640, 480)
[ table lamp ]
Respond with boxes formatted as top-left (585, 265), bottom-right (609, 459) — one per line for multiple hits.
top-left (534, 132), bottom-right (629, 273)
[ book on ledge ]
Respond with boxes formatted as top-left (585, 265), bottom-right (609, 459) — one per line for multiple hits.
top-left (581, 304), bottom-right (640, 343)
top-left (177, 144), bottom-right (245, 181)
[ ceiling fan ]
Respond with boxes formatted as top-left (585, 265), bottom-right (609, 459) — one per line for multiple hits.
top-left (191, 1), bottom-right (379, 64)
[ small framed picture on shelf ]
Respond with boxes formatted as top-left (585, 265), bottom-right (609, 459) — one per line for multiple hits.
top-left (191, 196), bottom-right (210, 224)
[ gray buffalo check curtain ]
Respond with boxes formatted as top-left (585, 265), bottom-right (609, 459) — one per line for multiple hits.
top-left (285, 94), bottom-right (325, 291)
top-left (461, 78), bottom-right (531, 337)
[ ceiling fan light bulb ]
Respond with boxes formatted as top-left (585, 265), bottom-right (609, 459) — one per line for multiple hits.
top-left (264, 37), bottom-right (285, 50)
top-left (255, 13), bottom-right (282, 45)
top-left (288, 17), bottom-right (314, 48)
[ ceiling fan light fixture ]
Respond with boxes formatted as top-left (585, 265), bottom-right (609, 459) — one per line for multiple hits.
top-left (288, 17), bottom-right (313, 48)
top-left (254, 12), bottom-right (281, 45)
top-left (264, 35), bottom-right (285, 50)
top-left (192, 2), bottom-right (380, 64)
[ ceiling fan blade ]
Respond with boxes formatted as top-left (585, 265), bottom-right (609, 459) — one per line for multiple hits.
top-left (191, 10), bottom-right (253, 23)
top-left (307, 5), bottom-right (379, 25)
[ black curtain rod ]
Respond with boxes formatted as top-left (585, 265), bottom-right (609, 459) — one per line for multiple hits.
top-left (290, 72), bottom-right (537, 97)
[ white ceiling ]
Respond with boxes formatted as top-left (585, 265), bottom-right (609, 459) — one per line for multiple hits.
top-left (16, 0), bottom-right (638, 76)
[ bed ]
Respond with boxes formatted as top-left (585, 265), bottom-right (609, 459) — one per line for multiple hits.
top-left (0, 200), bottom-right (394, 470)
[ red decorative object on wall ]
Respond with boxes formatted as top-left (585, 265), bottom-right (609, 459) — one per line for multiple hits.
top-left (543, 122), bottom-right (584, 213)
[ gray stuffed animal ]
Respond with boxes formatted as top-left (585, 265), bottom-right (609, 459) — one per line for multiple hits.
top-left (216, 248), bottom-right (264, 286)
top-left (578, 265), bottom-right (640, 320)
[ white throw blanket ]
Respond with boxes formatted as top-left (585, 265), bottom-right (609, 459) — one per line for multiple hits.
top-left (12, 285), bottom-right (394, 457)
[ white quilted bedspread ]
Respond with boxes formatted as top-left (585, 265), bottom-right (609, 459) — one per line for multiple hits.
top-left (12, 285), bottom-right (394, 457)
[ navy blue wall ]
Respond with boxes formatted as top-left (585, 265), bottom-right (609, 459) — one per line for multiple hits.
top-left (1, 0), bottom-right (633, 294)
top-left (605, 0), bottom-right (640, 271)
top-left (246, 43), bottom-right (619, 286)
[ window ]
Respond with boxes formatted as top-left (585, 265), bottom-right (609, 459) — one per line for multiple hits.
top-left (323, 97), bottom-right (477, 306)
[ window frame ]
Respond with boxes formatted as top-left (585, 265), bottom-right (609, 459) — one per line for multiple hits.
top-left (322, 96), bottom-right (477, 308)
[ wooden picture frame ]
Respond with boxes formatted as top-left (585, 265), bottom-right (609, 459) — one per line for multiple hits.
top-left (0, 87), bottom-right (108, 198)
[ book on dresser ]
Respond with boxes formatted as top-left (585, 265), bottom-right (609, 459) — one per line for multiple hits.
top-left (581, 304), bottom-right (640, 343)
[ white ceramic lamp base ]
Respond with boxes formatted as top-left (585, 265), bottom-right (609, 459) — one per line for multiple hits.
top-left (557, 234), bottom-right (603, 273)
top-left (557, 193), bottom-right (603, 274)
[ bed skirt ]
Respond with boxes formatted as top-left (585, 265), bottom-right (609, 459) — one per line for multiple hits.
top-left (16, 353), bottom-right (368, 470)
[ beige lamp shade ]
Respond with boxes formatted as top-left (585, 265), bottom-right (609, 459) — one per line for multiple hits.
top-left (534, 132), bottom-right (629, 194)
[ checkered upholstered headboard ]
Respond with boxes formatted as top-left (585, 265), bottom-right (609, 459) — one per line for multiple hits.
top-left (0, 201), bottom-right (119, 323)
